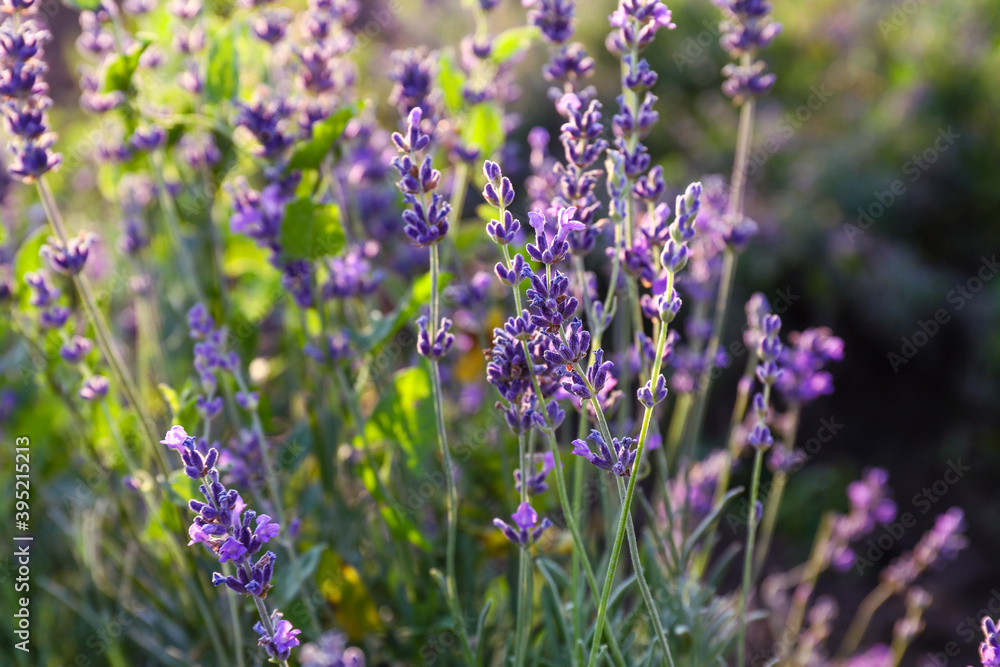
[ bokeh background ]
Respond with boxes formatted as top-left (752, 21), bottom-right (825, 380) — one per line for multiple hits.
top-left (3, 0), bottom-right (999, 664)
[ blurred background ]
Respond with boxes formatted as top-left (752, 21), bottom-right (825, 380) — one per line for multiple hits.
top-left (4, 0), bottom-right (1000, 664)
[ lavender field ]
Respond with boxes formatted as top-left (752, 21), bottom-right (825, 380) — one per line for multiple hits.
top-left (1, 0), bottom-right (999, 665)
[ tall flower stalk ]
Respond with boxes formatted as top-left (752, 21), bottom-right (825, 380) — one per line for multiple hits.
top-left (736, 312), bottom-right (781, 666)
top-left (584, 182), bottom-right (701, 667)
top-left (680, 0), bottom-right (781, 458)
top-left (483, 160), bottom-right (627, 666)
top-left (1, 0), bottom-right (169, 471)
top-left (391, 107), bottom-right (474, 663)
top-left (161, 426), bottom-right (300, 666)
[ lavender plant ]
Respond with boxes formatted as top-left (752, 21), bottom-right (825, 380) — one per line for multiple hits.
top-left (0, 0), bottom-right (986, 665)
top-left (162, 424), bottom-right (301, 664)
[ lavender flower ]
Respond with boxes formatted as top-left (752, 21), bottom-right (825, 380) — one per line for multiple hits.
top-left (416, 315), bottom-right (454, 359)
top-left (255, 610), bottom-right (301, 662)
top-left (668, 451), bottom-right (729, 527)
top-left (388, 48), bottom-right (436, 117)
top-left (392, 108), bottom-right (451, 247)
top-left (60, 335), bottom-right (93, 364)
top-left (978, 617), bottom-right (1000, 667)
top-left (253, 8), bottom-right (292, 44)
top-left (236, 95), bottom-right (295, 159)
top-left (130, 124), bottom-right (167, 153)
top-left (607, 0), bottom-right (676, 55)
top-left (514, 452), bottom-right (558, 495)
top-left (528, 0), bottom-right (575, 45)
top-left (323, 243), bottom-right (384, 299)
top-left (299, 631), bottom-right (365, 667)
top-left (0, 2), bottom-right (61, 182)
top-left (777, 327), bottom-right (845, 404)
top-left (24, 269), bottom-right (59, 307)
top-left (40, 232), bottom-right (95, 274)
top-left (163, 425), bottom-right (299, 661)
top-left (79, 375), bottom-right (109, 401)
top-left (524, 269), bottom-right (579, 332)
top-left (715, 0), bottom-right (781, 103)
top-left (881, 507), bottom-right (967, 591)
top-left (572, 429), bottom-right (637, 478)
top-left (828, 468), bottom-right (898, 571)
top-left (493, 501), bottom-right (553, 548)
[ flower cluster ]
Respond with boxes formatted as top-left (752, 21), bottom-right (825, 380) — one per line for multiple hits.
top-left (529, 0), bottom-right (594, 93)
top-left (162, 425), bottom-right (300, 662)
top-left (776, 327), bottom-right (845, 404)
top-left (514, 452), bottom-right (557, 496)
top-left (668, 451), bottom-right (729, 527)
top-left (552, 93), bottom-right (608, 256)
top-left (483, 160), bottom-right (584, 548)
top-left (392, 107), bottom-right (450, 248)
top-left (227, 173), bottom-right (318, 309)
top-left (827, 468), bottom-right (898, 571)
top-left (1, 0), bottom-right (61, 181)
top-left (715, 0), bottom-right (782, 103)
top-left (188, 303), bottom-right (259, 419)
top-left (299, 630), bottom-right (366, 667)
top-left (525, 0), bottom-right (606, 260)
top-left (881, 506), bottom-right (967, 591)
top-left (293, 0), bottom-right (357, 119)
top-left (744, 312), bottom-right (781, 450)
top-left (493, 501), bottom-right (553, 548)
top-left (391, 106), bottom-right (455, 359)
top-left (572, 429), bottom-right (637, 477)
top-left (977, 617), bottom-right (1000, 667)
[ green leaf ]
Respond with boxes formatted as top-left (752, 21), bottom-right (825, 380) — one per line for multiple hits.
top-left (204, 27), bottom-right (239, 104)
top-left (462, 103), bottom-right (505, 158)
top-left (279, 198), bottom-right (346, 261)
top-left (273, 544), bottom-right (326, 608)
top-left (157, 384), bottom-right (180, 420)
top-left (357, 463), bottom-right (432, 551)
top-left (62, 0), bottom-right (103, 11)
top-left (364, 365), bottom-right (437, 470)
top-left (287, 105), bottom-right (356, 171)
top-left (438, 51), bottom-right (467, 114)
top-left (354, 271), bottom-right (453, 353)
top-left (102, 41), bottom-right (151, 94)
top-left (491, 26), bottom-right (539, 64)
top-left (13, 227), bottom-right (49, 308)
top-left (13, 226), bottom-right (48, 280)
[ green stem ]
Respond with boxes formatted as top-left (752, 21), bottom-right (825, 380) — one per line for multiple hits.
top-left (513, 429), bottom-right (529, 665)
top-left (737, 445), bottom-right (765, 667)
top-left (682, 56), bottom-right (758, 457)
top-left (149, 151), bottom-right (207, 304)
top-left (224, 561), bottom-right (248, 667)
top-left (777, 513), bottom-right (833, 664)
top-left (839, 583), bottom-right (894, 658)
top-left (587, 311), bottom-right (672, 667)
top-left (33, 181), bottom-right (226, 659)
top-left (754, 408), bottom-right (800, 581)
top-left (232, 368), bottom-right (321, 634)
top-left (496, 246), bottom-right (626, 667)
top-left (428, 243), bottom-right (476, 664)
top-left (36, 177), bottom-right (168, 473)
